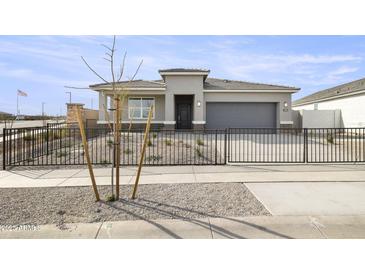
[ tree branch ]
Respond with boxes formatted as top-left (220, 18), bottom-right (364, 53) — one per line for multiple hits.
top-left (81, 56), bottom-right (109, 84)
top-left (117, 51), bottom-right (127, 82)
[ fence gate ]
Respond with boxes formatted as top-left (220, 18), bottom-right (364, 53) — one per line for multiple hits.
top-left (227, 128), bottom-right (305, 163)
top-left (227, 128), bottom-right (365, 163)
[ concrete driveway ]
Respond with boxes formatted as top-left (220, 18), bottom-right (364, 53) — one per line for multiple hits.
top-left (246, 181), bottom-right (365, 216)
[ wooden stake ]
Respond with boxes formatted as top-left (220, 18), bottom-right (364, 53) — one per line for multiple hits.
top-left (115, 96), bottom-right (121, 200)
top-left (131, 105), bottom-right (153, 199)
top-left (75, 106), bottom-right (100, 201)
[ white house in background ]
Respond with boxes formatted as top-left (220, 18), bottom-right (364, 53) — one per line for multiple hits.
top-left (90, 68), bottom-right (299, 130)
top-left (293, 76), bottom-right (365, 128)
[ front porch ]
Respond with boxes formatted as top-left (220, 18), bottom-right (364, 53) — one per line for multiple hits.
top-left (97, 92), bottom-right (204, 130)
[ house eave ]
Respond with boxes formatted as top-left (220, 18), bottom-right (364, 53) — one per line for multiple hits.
top-left (203, 89), bottom-right (299, 93)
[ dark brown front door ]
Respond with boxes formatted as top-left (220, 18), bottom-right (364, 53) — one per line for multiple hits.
top-left (176, 103), bottom-right (192, 129)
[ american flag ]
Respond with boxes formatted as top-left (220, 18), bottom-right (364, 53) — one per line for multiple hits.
top-left (17, 89), bottom-right (28, 97)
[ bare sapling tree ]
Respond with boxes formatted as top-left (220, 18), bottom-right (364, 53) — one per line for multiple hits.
top-left (79, 35), bottom-right (143, 201)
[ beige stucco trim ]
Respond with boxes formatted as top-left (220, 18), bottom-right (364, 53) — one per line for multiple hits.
top-left (192, 121), bottom-right (206, 124)
top-left (163, 121), bottom-right (176, 125)
top-left (280, 121), bottom-right (294, 124)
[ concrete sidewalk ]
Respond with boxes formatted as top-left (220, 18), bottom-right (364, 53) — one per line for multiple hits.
top-left (1, 215), bottom-right (365, 239)
top-left (1, 164), bottom-right (365, 188)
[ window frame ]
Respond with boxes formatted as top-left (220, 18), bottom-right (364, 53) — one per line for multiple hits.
top-left (128, 97), bottom-right (155, 120)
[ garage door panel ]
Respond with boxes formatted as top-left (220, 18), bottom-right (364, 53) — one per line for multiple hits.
top-left (206, 102), bottom-right (276, 129)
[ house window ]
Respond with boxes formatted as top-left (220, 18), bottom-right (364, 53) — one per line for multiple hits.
top-left (128, 97), bottom-right (155, 119)
top-left (314, 103), bottom-right (318, 110)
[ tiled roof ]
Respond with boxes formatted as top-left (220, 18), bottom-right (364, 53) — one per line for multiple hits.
top-left (90, 80), bottom-right (165, 89)
top-left (293, 76), bottom-right (365, 106)
top-left (90, 75), bottom-right (299, 91)
top-left (204, 78), bottom-right (299, 90)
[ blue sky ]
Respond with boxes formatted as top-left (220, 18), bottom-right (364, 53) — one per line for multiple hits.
top-left (1, 35), bottom-right (365, 115)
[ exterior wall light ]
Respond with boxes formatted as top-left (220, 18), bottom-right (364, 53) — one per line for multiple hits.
top-left (197, 100), bottom-right (201, 107)
top-left (283, 101), bottom-right (288, 108)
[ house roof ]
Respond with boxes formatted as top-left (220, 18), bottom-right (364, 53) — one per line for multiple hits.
top-left (90, 74), bottom-right (299, 91)
top-left (293, 76), bottom-right (365, 106)
top-left (90, 79), bottom-right (166, 89)
top-left (204, 78), bottom-right (299, 91)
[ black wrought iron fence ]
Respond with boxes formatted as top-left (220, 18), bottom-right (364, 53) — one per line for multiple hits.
top-left (228, 128), bottom-right (305, 163)
top-left (3, 126), bottom-right (365, 169)
top-left (2, 127), bottom-right (226, 168)
top-left (227, 128), bottom-right (365, 163)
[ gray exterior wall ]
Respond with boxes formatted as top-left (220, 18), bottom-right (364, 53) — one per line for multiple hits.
top-left (204, 92), bottom-right (292, 127)
top-left (164, 75), bottom-right (205, 123)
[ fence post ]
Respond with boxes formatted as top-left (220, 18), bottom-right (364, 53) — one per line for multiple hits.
top-left (2, 128), bottom-right (6, 170)
top-left (215, 130), bottom-right (218, 165)
top-left (304, 128), bottom-right (308, 163)
top-left (224, 128), bottom-right (228, 164)
top-left (46, 124), bottom-right (49, 156)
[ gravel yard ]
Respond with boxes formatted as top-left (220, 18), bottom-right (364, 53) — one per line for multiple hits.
top-left (0, 183), bottom-right (269, 226)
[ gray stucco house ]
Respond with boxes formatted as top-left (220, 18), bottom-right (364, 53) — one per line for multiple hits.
top-left (90, 68), bottom-right (299, 129)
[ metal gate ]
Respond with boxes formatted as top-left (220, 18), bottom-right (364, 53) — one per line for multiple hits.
top-left (227, 128), bottom-right (365, 163)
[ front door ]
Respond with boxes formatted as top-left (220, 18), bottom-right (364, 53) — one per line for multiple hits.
top-left (176, 103), bottom-right (192, 129)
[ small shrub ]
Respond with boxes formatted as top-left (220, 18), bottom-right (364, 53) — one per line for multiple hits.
top-left (23, 134), bottom-right (33, 142)
top-left (146, 155), bottom-right (163, 162)
top-left (106, 194), bottom-right (116, 202)
top-left (101, 160), bottom-right (109, 164)
top-left (165, 139), bottom-right (172, 146)
top-left (196, 138), bottom-right (204, 146)
top-left (124, 148), bottom-right (132, 154)
top-left (195, 147), bottom-right (203, 158)
top-left (107, 139), bottom-right (113, 148)
top-left (326, 134), bottom-right (334, 144)
top-left (147, 139), bottom-right (153, 146)
top-left (152, 133), bottom-right (158, 139)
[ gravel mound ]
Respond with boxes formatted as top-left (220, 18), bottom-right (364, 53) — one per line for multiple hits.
top-left (0, 183), bottom-right (270, 225)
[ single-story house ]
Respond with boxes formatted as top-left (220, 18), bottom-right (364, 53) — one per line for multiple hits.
top-left (90, 68), bottom-right (299, 130)
top-left (293, 76), bottom-right (365, 128)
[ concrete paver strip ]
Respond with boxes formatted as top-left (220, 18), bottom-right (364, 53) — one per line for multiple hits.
top-left (0, 174), bottom-right (63, 188)
top-left (39, 168), bottom-right (82, 179)
top-left (245, 182), bottom-right (365, 216)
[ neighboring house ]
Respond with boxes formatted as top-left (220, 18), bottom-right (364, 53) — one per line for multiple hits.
top-left (293, 76), bottom-right (365, 127)
top-left (90, 68), bottom-right (299, 130)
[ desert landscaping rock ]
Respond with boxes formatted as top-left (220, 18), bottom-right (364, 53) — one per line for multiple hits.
top-left (0, 183), bottom-right (269, 225)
